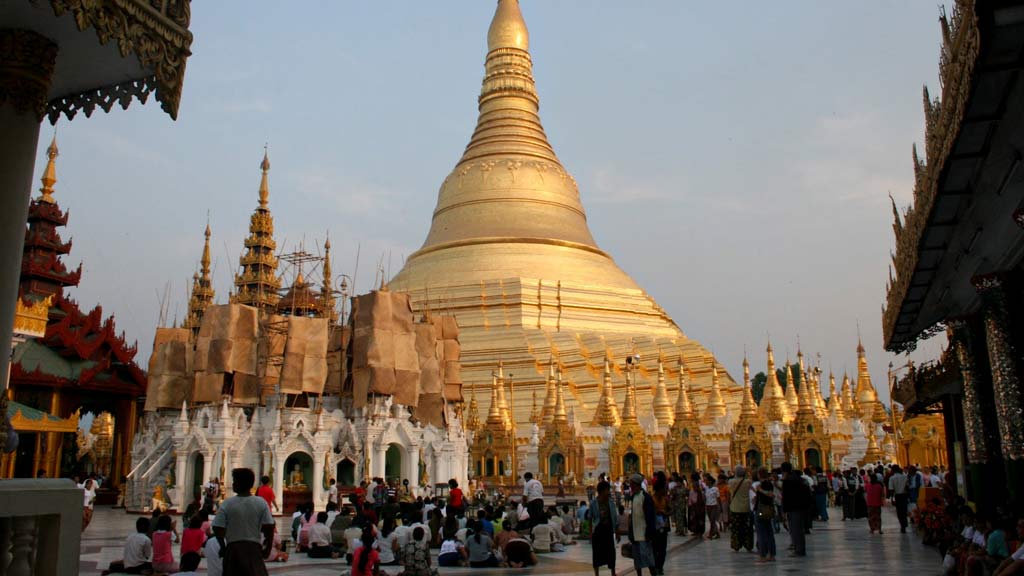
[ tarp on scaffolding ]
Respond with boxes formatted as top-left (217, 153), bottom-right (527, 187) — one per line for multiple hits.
top-left (193, 304), bottom-right (259, 375)
top-left (144, 327), bottom-right (191, 411)
top-left (325, 325), bottom-right (347, 396)
top-left (351, 291), bottom-right (420, 408)
top-left (192, 371), bottom-right (223, 404)
top-left (281, 315), bottom-right (329, 394)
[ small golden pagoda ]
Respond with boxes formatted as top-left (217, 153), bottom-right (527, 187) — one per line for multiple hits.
top-left (183, 222), bottom-right (215, 337)
top-left (730, 355), bottom-right (771, 470)
top-left (783, 354), bottom-right (800, 415)
top-left (590, 355), bottom-right (621, 427)
top-left (786, 351), bottom-right (831, 469)
top-left (759, 342), bottom-right (792, 424)
top-left (665, 362), bottom-right (708, 475)
top-left (700, 364), bottom-right (728, 425)
top-left (826, 371), bottom-right (847, 423)
top-left (538, 369), bottom-right (582, 482)
top-left (609, 360), bottom-right (653, 478)
top-left (652, 360), bottom-right (674, 429)
top-left (841, 372), bottom-right (858, 417)
top-left (232, 150), bottom-right (281, 310)
top-left (854, 339), bottom-right (889, 424)
top-left (470, 372), bottom-right (515, 481)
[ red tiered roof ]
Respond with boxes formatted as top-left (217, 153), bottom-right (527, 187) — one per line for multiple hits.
top-left (20, 198), bottom-right (81, 300)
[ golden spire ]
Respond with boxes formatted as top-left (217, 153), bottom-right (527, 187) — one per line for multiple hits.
top-left (495, 361), bottom-right (512, 429)
top-left (184, 222), bottom-right (216, 335)
top-left (796, 352), bottom-right (815, 414)
top-left (529, 386), bottom-right (539, 422)
top-left (487, 373), bottom-right (503, 424)
top-left (553, 369), bottom-right (568, 424)
top-left (701, 364), bottom-right (728, 424)
top-left (784, 352), bottom-right (800, 413)
top-left (321, 237), bottom-right (337, 322)
top-left (259, 147), bottom-right (271, 208)
top-left (759, 340), bottom-right (792, 423)
top-left (38, 134), bottom-right (59, 204)
top-left (740, 354), bottom-right (758, 417)
top-left (621, 361), bottom-right (639, 424)
top-left (541, 358), bottom-right (557, 425)
top-left (652, 359), bottom-right (673, 428)
top-left (841, 372), bottom-right (857, 416)
top-left (828, 371), bottom-right (846, 422)
top-left (591, 354), bottom-right (621, 427)
top-left (674, 361), bottom-right (695, 420)
top-left (854, 336), bottom-right (882, 420)
top-left (467, 382), bottom-right (481, 431)
top-left (233, 149), bottom-right (280, 310)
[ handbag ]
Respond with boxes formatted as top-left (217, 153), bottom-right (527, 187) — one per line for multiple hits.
top-left (757, 500), bottom-right (775, 520)
top-left (620, 542), bottom-right (633, 559)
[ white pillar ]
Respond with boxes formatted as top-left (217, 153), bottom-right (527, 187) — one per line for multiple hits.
top-left (312, 451), bottom-right (325, 507)
top-left (175, 454), bottom-right (188, 506)
top-left (202, 452), bottom-right (213, 486)
top-left (408, 447), bottom-right (420, 493)
top-left (273, 456), bottom-right (284, 512)
top-left (0, 35), bottom-right (52, 392)
top-left (375, 446), bottom-right (387, 478)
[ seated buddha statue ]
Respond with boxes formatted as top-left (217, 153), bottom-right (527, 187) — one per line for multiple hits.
top-left (288, 464), bottom-right (307, 490)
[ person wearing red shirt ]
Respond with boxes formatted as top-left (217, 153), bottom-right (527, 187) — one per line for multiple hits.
top-left (448, 479), bottom-right (464, 514)
top-left (864, 476), bottom-right (886, 535)
top-left (180, 515), bottom-right (206, 556)
top-left (256, 475), bottom-right (279, 514)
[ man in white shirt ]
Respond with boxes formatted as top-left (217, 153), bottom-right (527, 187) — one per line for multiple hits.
top-left (328, 478), bottom-right (339, 506)
top-left (115, 517), bottom-right (153, 574)
top-left (212, 468), bottom-right (275, 576)
top-left (203, 535), bottom-right (223, 576)
top-left (887, 465), bottom-right (910, 533)
top-left (523, 472), bottom-right (545, 529)
top-left (308, 512), bottom-right (339, 558)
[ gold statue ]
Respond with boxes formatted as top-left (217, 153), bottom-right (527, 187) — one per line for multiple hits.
top-left (288, 464), bottom-right (307, 490)
top-left (151, 485), bottom-right (168, 513)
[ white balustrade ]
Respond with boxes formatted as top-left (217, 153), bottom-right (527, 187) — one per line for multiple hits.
top-left (0, 479), bottom-right (81, 575)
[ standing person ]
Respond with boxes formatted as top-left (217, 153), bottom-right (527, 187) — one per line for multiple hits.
top-left (255, 475), bottom-right (278, 514)
top-left (329, 478), bottom-right (339, 507)
top-left (906, 465), bottom-right (922, 520)
top-left (523, 472), bottom-right (545, 530)
top-left (753, 469), bottom-right (776, 563)
top-left (80, 477), bottom-right (97, 531)
top-left (212, 468), bottom-right (275, 576)
top-left (688, 472), bottom-right (706, 538)
top-left (833, 470), bottom-right (847, 519)
top-left (589, 480), bottom-right (619, 576)
top-left (780, 462), bottom-right (808, 557)
top-left (704, 473), bottom-right (720, 540)
top-left (670, 473), bottom-right (687, 536)
top-left (448, 479), bottom-right (465, 516)
top-left (728, 465), bottom-right (754, 552)
top-left (865, 474), bottom-right (885, 535)
top-left (813, 467), bottom-right (829, 521)
top-left (627, 474), bottom-right (657, 576)
top-left (887, 464), bottom-right (909, 533)
top-left (650, 472), bottom-right (670, 575)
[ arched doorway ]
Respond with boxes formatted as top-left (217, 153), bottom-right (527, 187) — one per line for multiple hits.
top-left (189, 452), bottom-right (205, 501)
top-left (283, 452), bottom-right (313, 491)
top-left (745, 449), bottom-right (762, 470)
top-left (804, 448), bottom-right (821, 469)
top-left (385, 444), bottom-right (403, 483)
top-left (623, 452), bottom-right (640, 475)
top-left (678, 451), bottom-right (695, 474)
top-left (336, 459), bottom-right (355, 487)
top-left (484, 450), bottom-right (496, 477)
top-left (549, 452), bottom-right (566, 477)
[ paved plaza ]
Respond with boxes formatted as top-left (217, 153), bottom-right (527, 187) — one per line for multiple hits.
top-left (80, 506), bottom-right (943, 576)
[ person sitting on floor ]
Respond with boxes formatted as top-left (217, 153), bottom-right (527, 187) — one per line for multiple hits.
top-left (103, 517), bottom-right (153, 575)
top-left (308, 511), bottom-right (341, 559)
top-left (169, 551), bottom-right (201, 576)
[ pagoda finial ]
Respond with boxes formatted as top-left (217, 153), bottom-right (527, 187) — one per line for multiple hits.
top-left (466, 383), bottom-right (481, 431)
top-left (553, 369), bottom-right (568, 423)
top-left (185, 221), bottom-right (216, 335)
top-left (201, 220), bottom-right (212, 274)
top-left (674, 362), bottom-right (694, 420)
top-left (592, 353), bottom-right (620, 427)
top-left (760, 338), bottom-right (791, 423)
top-left (38, 134), bottom-right (59, 204)
top-left (259, 146), bottom-right (271, 208)
top-left (702, 364), bottom-right (727, 424)
top-left (321, 235), bottom-right (336, 321)
top-left (652, 359), bottom-right (673, 428)
top-left (487, 373), bottom-right (503, 424)
top-left (541, 355), bottom-right (557, 424)
top-left (488, 0), bottom-right (529, 52)
top-left (621, 361), bottom-right (639, 424)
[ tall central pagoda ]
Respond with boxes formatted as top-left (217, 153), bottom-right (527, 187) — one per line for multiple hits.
top-left (390, 0), bottom-right (740, 437)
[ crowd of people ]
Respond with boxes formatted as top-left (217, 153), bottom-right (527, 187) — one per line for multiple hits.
top-left (91, 461), bottom-right (1023, 576)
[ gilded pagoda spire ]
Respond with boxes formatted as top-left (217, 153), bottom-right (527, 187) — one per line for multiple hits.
top-left (674, 361), bottom-right (695, 420)
top-left (495, 360), bottom-right (512, 429)
top-left (184, 222), bottom-right (216, 335)
top-left (466, 382), bottom-right (481, 431)
top-left (591, 354), bottom-right (621, 427)
top-left (701, 364), bottom-right (728, 424)
top-left (652, 359), bottom-right (674, 428)
top-left (541, 358), bottom-right (557, 425)
top-left (841, 372), bottom-right (857, 416)
top-left (759, 340), bottom-right (792, 423)
top-left (828, 371), bottom-right (846, 422)
top-left (38, 135), bottom-right (59, 204)
top-left (784, 352), bottom-right (800, 413)
top-left (233, 149), bottom-right (281, 310)
top-left (740, 354), bottom-right (758, 417)
top-left (796, 352), bottom-right (815, 414)
top-left (621, 361), bottom-right (639, 424)
top-left (486, 373), bottom-right (503, 424)
top-left (854, 337), bottom-right (886, 422)
top-left (529, 387), bottom-right (540, 422)
top-left (553, 369), bottom-right (568, 424)
top-left (321, 237), bottom-right (337, 322)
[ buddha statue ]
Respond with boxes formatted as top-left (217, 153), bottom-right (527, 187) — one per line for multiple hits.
top-left (288, 464), bottom-right (307, 490)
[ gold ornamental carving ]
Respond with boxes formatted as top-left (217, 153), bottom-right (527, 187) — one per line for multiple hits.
top-left (46, 0), bottom-right (194, 122)
top-left (0, 30), bottom-right (58, 120)
top-left (13, 295), bottom-right (54, 339)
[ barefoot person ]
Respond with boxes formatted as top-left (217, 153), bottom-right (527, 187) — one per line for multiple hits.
top-left (212, 468), bottom-right (275, 576)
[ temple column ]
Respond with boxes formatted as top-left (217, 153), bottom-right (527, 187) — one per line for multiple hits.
top-left (408, 446), bottom-right (420, 492)
top-left (973, 275), bottom-right (1024, 504)
top-left (272, 454), bottom-right (284, 512)
top-left (175, 453), bottom-right (188, 504)
top-left (43, 390), bottom-right (62, 478)
top-left (202, 451), bottom-right (213, 487)
top-left (949, 317), bottom-right (1006, 513)
top-left (121, 400), bottom-right (138, 484)
top-left (0, 30), bottom-right (57, 402)
top-left (312, 451), bottom-right (324, 506)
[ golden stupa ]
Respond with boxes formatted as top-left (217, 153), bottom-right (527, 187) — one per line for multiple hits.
top-left (390, 0), bottom-right (740, 426)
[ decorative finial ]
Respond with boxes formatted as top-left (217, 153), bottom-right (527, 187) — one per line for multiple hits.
top-left (487, 0), bottom-right (529, 52)
top-left (259, 147), bottom-right (271, 208)
top-left (38, 133), bottom-right (59, 204)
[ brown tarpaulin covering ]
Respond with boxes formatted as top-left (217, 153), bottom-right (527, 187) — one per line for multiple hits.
top-left (193, 305), bottom-right (259, 375)
top-left (281, 315), bottom-right (329, 394)
top-left (325, 326), bottom-right (347, 396)
top-left (350, 292), bottom-right (420, 407)
top-left (193, 372), bottom-right (224, 404)
top-left (145, 328), bottom-right (191, 411)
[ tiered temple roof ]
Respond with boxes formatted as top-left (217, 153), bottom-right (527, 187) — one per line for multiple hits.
top-left (233, 150), bottom-right (280, 310)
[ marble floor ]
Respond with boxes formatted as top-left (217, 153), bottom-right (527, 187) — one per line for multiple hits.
top-left (79, 506), bottom-right (943, 575)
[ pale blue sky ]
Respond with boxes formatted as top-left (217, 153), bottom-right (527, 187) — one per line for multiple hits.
top-left (40, 1), bottom-right (948, 402)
